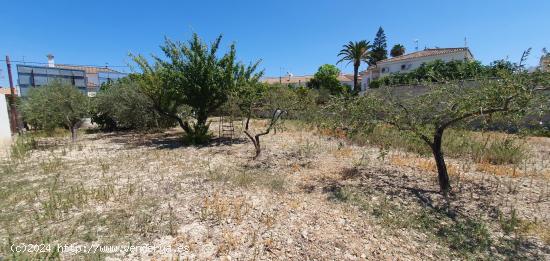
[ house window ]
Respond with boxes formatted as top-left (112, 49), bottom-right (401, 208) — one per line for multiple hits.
top-left (381, 67), bottom-right (387, 73)
top-left (401, 64), bottom-right (406, 70)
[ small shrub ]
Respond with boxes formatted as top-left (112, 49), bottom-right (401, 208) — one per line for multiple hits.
top-left (265, 176), bottom-right (286, 192)
top-left (0, 163), bottom-right (17, 176)
top-left (182, 124), bottom-right (213, 145)
top-left (439, 219), bottom-right (492, 254)
top-left (362, 125), bottom-right (431, 155)
top-left (10, 135), bottom-right (37, 160)
top-left (329, 186), bottom-right (353, 202)
top-left (234, 170), bottom-right (255, 188)
top-left (499, 209), bottom-right (521, 235)
top-left (484, 138), bottom-right (526, 165)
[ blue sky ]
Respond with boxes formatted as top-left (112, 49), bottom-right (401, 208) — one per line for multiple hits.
top-left (1, 0), bottom-right (549, 87)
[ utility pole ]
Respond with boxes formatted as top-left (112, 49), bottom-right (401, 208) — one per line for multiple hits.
top-left (5, 55), bottom-right (19, 134)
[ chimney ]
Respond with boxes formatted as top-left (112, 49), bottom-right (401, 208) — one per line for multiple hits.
top-left (47, 54), bottom-right (55, 67)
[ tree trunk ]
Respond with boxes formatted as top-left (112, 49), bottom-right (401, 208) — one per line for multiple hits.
top-left (194, 109), bottom-right (209, 135)
top-left (431, 129), bottom-right (450, 194)
top-left (70, 126), bottom-right (77, 142)
top-left (196, 109), bottom-right (208, 127)
top-left (353, 64), bottom-right (360, 94)
top-left (243, 109), bottom-right (284, 160)
top-left (253, 135), bottom-right (261, 159)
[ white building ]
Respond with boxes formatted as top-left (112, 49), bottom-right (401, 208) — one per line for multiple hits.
top-left (540, 55), bottom-right (550, 72)
top-left (360, 47), bottom-right (474, 91)
top-left (0, 94), bottom-right (12, 144)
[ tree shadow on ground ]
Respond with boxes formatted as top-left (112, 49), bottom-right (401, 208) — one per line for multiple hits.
top-left (318, 165), bottom-right (550, 259)
top-left (93, 130), bottom-right (248, 150)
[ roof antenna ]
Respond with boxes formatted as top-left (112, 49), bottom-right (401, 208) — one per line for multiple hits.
top-left (464, 37), bottom-right (468, 47)
top-left (414, 39), bottom-right (419, 51)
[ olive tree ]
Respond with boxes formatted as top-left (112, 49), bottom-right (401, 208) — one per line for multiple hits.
top-left (22, 82), bottom-right (89, 142)
top-left (362, 67), bottom-right (549, 194)
top-left (91, 77), bottom-right (176, 131)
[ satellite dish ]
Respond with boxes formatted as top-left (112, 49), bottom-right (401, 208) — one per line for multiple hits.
top-left (287, 72), bottom-right (293, 77)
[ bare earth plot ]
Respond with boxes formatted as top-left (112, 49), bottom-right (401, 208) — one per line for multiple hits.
top-left (0, 120), bottom-right (549, 260)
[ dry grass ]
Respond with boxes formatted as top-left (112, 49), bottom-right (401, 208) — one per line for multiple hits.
top-left (389, 154), bottom-right (460, 177)
top-left (475, 162), bottom-right (525, 177)
top-left (0, 120), bottom-right (548, 260)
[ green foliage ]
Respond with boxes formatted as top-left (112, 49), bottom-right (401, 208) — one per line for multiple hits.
top-left (132, 33), bottom-right (252, 144)
top-left (10, 134), bottom-right (38, 161)
top-left (337, 40), bottom-right (372, 94)
top-left (344, 125), bottom-right (527, 165)
top-left (439, 219), bottom-right (492, 254)
top-left (390, 44), bottom-right (405, 57)
top-left (230, 61), bottom-right (265, 121)
top-left (260, 84), bottom-right (318, 121)
top-left (91, 78), bottom-right (176, 131)
top-left (336, 63), bottom-right (548, 192)
top-left (484, 138), bottom-right (526, 164)
top-left (499, 209), bottom-right (521, 236)
top-left (370, 59), bottom-right (491, 87)
top-left (306, 64), bottom-right (347, 95)
top-left (21, 81), bottom-right (89, 141)
top-left (368, 26), bottom-right (388, 66)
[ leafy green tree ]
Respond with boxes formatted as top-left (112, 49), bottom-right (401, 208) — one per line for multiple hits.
top-left (488, 60), bottom-right (515, 75)
top-left (368, 27), bottom-right (388, 66)
top-left (21, 82), bottom-right (89, 142)
top-left (307, 64), bottom-right (346, 95)
top-left (91, 77), bottom-right (176, 131)
top-left (337, 40), bottom-right (372, 94)
top-left (362, 60), bottom-right (549, 194)
top-left (233, 61), bottom-right (265, 130)
top-left (133, 33), bottom-right (244, 144)
top-left (390, 44), bottom-right (405, 57)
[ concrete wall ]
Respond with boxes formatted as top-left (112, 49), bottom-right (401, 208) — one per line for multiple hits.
top-left (0, 95), bottom-right (12, 145)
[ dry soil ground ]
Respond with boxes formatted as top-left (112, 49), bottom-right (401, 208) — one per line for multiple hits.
top-left (0, 120), bottom-right (549, 260)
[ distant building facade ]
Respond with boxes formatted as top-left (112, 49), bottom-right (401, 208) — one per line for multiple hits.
top-left (540, 55), bottom-right (550, 72)
top-left (261, 73), bottom-right (358, 88)
top-left (17, 64), bottom-right (88, 96)
top-left (16, 55), bottom-right (127, 97)
top-left (56, 64), bottom-right (127, 95)
top-left (360, 47), bottom-right (474, 91)
top-left (262, 75), bottom-right (313, 87)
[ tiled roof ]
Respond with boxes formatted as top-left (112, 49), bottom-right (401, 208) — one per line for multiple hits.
top-left (55, 64), bottom-right (119, 74)
top-left (377, 48), bottom-right (472, 64)
top-left (337, 74), bottom-right (356, 81)
top-left (0, 88), bottom-right (17, 95)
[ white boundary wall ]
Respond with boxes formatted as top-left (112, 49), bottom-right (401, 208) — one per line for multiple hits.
top-left (0, 95), bottom-right (12, 144)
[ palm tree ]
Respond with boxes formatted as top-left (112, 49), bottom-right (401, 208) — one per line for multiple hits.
top-left (337, 40), bottom-right (372, 94)
top-left (390, 44), bottom-right (406, 57)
